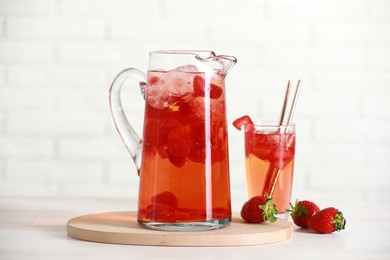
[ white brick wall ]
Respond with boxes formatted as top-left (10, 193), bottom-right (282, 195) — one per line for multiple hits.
top-left (0, 0), bottom-right (389, 204)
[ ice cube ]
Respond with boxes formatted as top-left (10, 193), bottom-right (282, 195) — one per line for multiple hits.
top-left (210, 101), bottom-right (226, 121)
top-left (146, 65), bottom-right (200, 109)
top-left (210, 73), bottom-right (224, 87)
top-left (164, 70), bottom-right (194, 97)
top-left (147, 96), bottom-right (165, 109)
top-left (189, 98), bottom-right (205, 119)
top-left (173, 65), bottom-right (199, 73)
top-left (188, 98), bottom-right (226, 122)
top-left (146, 84), bottom-right (169, 109)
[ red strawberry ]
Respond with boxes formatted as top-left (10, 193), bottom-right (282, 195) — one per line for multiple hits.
top-left (168, 153), bottom-right (187, 168)
top-left (193, 75), bottom-right (205, 97)
top-left (240, 194), bottom-right (278, 223)
top-left (232, 115), bottom-right (254, 130)
top-left (148, 76), bottom-right (160, 85)
top-left (167, 126), bottom-right (190, 157)
top-left (211, 147), bottom-right (226, 162)
top-left (159, 119), bottom-right (180, 145)
top-left (307, 207), bottom-right (346, 234)
top-left (193, 76), bottom-right (223, 99)
top-left (289, 199), bottom-right (320, 228)
top-left (151, 191), bottom-right (178, 208)
top-left (155, 144), bottom-right (169, 159)
top-left (146, 190), bottom-right (179, 222)
top-left (187, 146), bottom-right (206, 163)
top-left (210, 84), bottom-right (223, 99)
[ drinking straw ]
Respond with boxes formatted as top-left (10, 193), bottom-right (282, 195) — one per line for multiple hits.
top-left (285, 80), bottom-right (301, 132)
top-left (267, 80), bottom-right (301, 196)
top-left (279, 80), bottom-right (291, 126)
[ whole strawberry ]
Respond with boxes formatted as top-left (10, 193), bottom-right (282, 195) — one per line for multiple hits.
top-left (289, 199), bottom-right (320, 228)
top-left (307, 207), bottom-right (346, 234)
top-left (241, 194), bottom-right (278, 223)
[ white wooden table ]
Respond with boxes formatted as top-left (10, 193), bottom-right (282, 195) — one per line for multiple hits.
top-left (0, 197), bottom-right (389, 259)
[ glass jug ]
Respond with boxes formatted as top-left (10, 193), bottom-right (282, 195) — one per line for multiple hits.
top-left (109, 50), bottom-right (237, 231)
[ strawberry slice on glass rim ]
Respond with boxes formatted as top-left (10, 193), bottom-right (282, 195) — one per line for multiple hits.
top-left (232, 115), bottom-right (254, 131)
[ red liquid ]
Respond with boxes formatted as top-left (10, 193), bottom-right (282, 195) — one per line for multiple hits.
top-left (137, 69), bottom-right (231, 223)
top-left (245, 128), bottom-right (295, 213)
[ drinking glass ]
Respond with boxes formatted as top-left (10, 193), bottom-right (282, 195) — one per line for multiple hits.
top-left (244, 122), bottom-right (296, 213)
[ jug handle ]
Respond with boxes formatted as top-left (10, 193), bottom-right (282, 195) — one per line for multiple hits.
top-left (109, 68), bottom-right (146, 174)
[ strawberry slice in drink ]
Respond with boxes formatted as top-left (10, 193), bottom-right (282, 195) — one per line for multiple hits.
top-left (147, 191), bottom-right (179, 222)
top-left (245, 132), bottom-right (275, 160)
top-left (210, 73), bottom-right (224, 99)
top-left (193, 75), bottom-right (205, 97)
top-left (166, 125), bottom-right (191, 168)
top-left (193, 74), bottom-right (224, 99)
top-left (177, 101), bottom-right (197, 125)
top-left (269, 134), bottom-right (296, 169)
top-left (211, 147), bottom-right (226, 162)
top-left (233, 115), bottom-right (254, 130)
top-left (209, 83), bottom-right (223, 99)
top-left (188, 146), bottom-right (206, 163)
top-left (151, 191), bottom-right (178, 208)
top-left (167, 126), bottom-right (190, 157)
top-left (155, 144), bottom-right (169, 159)
top-left (269, 147), bottom-right (287, 170)
top-left (158, 119), bottom-right (181, 145)
top-left (168, 153), bottom-right (187, 168)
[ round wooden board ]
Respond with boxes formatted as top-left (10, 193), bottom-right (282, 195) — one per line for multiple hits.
top-left (67, 211), bottom-right (292, 247)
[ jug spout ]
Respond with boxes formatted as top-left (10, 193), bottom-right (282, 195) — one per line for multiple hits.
top-left (214, 55), bottom-right (237, 76)
top-left (194, 52), bottom-right (237, 76)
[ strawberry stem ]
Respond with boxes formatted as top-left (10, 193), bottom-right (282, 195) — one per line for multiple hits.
top-left (288, 199), bottom-right (308, 217)
top-left (259, 193), bottom-right (278, 223)
top-left (333, 211), bottom-right (346, 231)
